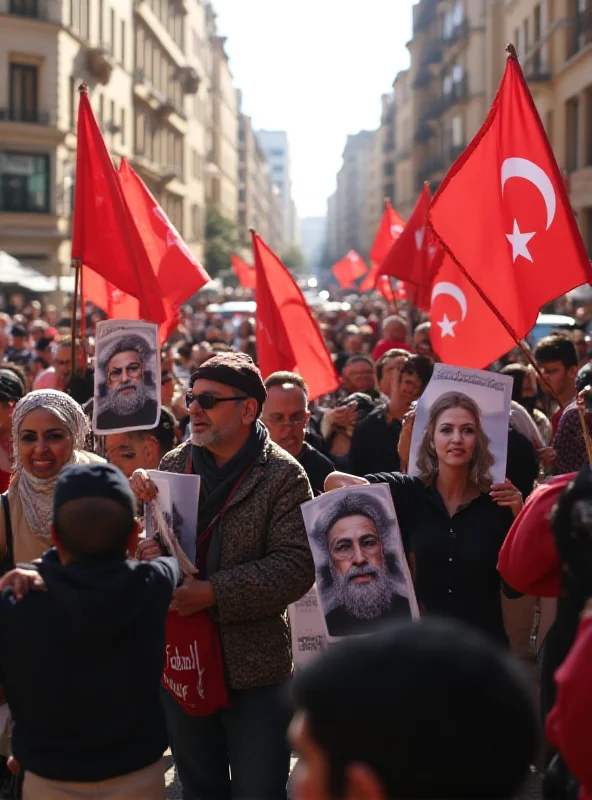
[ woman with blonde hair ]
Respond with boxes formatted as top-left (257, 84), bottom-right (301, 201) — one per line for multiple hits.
top-left (416, 392), bottom-right (495, 491)
top-left (325, 391), bottom-right (522, 642)
top-left (0, 390), bottom-right (103, 569)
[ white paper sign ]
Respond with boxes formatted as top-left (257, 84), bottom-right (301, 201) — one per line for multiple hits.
top-left (147, 470), bottom-right (200, 564)
top-left (408, 364), bottom-right (513, 485)
top-left (93, 319), bottom-right (161, 434)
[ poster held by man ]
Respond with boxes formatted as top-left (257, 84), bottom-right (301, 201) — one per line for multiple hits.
top-left (93, 320), bottom-right (161, 434)
top-left (408, 364), bottom-right (513, 486)
top-left (301, 484), bottom-right (418, 639)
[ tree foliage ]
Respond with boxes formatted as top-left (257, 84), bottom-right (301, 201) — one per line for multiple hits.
top-left (205, 207), bottom-right (239, 277)
top-left (281, 246), bottom-right (306, 273)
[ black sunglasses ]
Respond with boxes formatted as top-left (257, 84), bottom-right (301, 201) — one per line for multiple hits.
top-left (185, 391), bottom-right (245, 410)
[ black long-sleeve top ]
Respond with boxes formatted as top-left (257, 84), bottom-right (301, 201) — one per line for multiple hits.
top-left (365, 472), bottom-right (514, 642)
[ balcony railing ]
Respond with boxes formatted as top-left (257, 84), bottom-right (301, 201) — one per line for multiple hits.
top-left (420, 38), bottom-right (443, 68)
top-left (414, 0), bottom-right (438, 33)
top-left (567, 6), bottom-right (592, 59)
top-left (523, 54), bottom-right (552, 82)
top-left (412, 65), bottom-right (433, 90)
top-left (443, 17), bottom-right (470, 46)
top-left (440, 76), bottom-right (469, 111)
top-left (0, 0), bottom-right (61, 22)
top-left (0, 107), bottom-right (53, 125)
top-left (414, 118), bottom-right (436, 145)
top-left (417, 154), bottom-right (445, 190)
top-left (419, 97), bottom-right (444, 124)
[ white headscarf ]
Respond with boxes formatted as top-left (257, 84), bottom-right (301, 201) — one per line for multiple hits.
top-left (12, 390), bottom-right (90, 541)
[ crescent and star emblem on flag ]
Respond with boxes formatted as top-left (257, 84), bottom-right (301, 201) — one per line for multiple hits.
top-left (433, 157), bottom-right (557, 338)
top-left (502, 157), bottom-right (557, 263)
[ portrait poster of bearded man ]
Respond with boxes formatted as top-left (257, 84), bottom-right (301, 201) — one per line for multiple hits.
top-left (93, 320), bottom-right (161, 435)
top-left (301, 484), bottom-right (418, 639)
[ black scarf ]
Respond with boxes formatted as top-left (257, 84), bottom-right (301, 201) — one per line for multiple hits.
top-left (192, 420), bottom-right (267, 537)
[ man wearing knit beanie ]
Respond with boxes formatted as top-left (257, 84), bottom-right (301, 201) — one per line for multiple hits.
top-left (131, 352), bottom-right (314, 799)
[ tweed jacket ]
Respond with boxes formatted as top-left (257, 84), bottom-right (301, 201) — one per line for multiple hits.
top-left (159, 434), bottom-right (314, 690)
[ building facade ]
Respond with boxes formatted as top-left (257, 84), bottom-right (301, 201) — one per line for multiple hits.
top-left (299, 215), bottom-right (326, 271)
top-left (256, 129), bottom-right (299, 249)
top-left (238, 99), bottom-right (284, 255)
top-left (0, 0), bottom-right (284, 286)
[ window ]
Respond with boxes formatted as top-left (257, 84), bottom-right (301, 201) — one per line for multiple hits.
top-left (99, 0), bottom-right (104, 41)
top-left (69, 75), bottom-right (75, 129)
top-left (109, 99), bottom-right (115, 129)
top-left (9, 63), bottom-right (38, 123)
top-left (452, 114), bottom-right (463, 146)
top-left (98, 94), bottom-right (104, 129)
top-left (110, 8), bottom-right (116, 52)
top-left (566, 96), bottom-right (580, 172)
top-left (191, 203), bottom-right (201, 239)
top-left (121, 20), bottom-right (126, 66)
top-left (120, 107), bottom-right (125, 146)
top-left (0, 152), bottom-right (50, 213)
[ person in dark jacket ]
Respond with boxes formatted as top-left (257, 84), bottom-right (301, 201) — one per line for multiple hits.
top-left (0, 463), bottom-right (179, 799)
top-left (262, 371), bottom-right (334, 494)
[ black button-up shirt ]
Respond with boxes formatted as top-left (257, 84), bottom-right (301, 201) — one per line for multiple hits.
top-left (365, 472), bottom-right (514, 641)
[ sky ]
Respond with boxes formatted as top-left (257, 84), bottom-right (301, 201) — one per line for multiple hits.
top-left (213, 1), bottom-right (414, 219)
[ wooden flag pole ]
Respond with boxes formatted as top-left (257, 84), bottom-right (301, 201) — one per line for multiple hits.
top-left (69, 82), bottom-right (88, 377)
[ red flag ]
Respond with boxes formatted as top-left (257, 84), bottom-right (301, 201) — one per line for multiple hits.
top-left (231, 254), bottom-right (257, 289)
top-left (252, 232), bottom-right (339, 401)
top-left (359, 262), bottom-right (380, 293)
top-left (331, 250), bottom-right (368, 288)
top-left (429, 54), bottom-right (592, 346)
top-left (370, 201), bottom-right (406, 267)
top-left (406, 226), bottom-right (445, 312)
top-left (429, 254), bottom-right (515, 368)
top-left (380, 186), bottom-right (435, 285)
top-left (377, 275), bottom-right (395, 302)
top-left (118, 159), bottom-right (210, 341)
top-left (71, 90), bottom-right (165, 323)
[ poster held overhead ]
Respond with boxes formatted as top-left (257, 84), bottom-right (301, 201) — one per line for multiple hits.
top-left (408, 364), bottom-right (513, 486)
top-left (301, 484), bottom-right (418, 640)
top-left (93, 320), bottom-right (161, 435)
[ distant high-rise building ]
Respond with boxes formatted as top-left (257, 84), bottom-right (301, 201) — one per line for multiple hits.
top-left (300, 217), bottom-right (326, 270)
top-left (256, 129), bottom-right (299, 248)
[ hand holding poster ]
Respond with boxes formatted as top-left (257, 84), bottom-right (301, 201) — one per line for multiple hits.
top-left (301, 484), bottom-right (418, 640)
top-left (145, 471), bottom-right (200, 576)
top-left (408, 364), bottom-right (513, 486)
top-left (93, 320), bottom-right (160, 434)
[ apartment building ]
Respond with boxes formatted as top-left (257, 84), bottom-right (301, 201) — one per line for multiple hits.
top-left (256, 129), bottom-right (299, 248)
top-left (325, 130), bottom-right (375, 264)
top-left (489, 0), bottom-right (592, 253)
top-left (0, 0), bottom-right (136, 279)
top-left (238, 103), bottom-right (284, 254)
top-left (393, 69), bottom-right (415, 219)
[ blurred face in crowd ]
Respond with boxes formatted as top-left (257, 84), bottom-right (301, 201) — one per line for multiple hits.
top-left (413, 329), bottom-right (434, 358)
top-left (343, 334), bottom-right (363, 354)
top-left (384, 320), bottom-right (406, 342)
top-left (573, 330), bottom-right (590, 363)
top-left (397, 369), bottom-right (424, 406)
top-left (262, 384), bottom-right (310, 458)
top-left (18, 409), bottom-right (73, 479)
top-left (192, 343), bottom-right (213, 368)
top-left (161, 372), bottom-right (175, 407)
top-left (54, 346), bottom-right (72, 382)
top-left (433, 407), bottom-right (477, 470)
top-left (342, 360), bottom-right (375, 394)
top-left (379, 355), bottom-right (407, 396)
top-left (161, 349), bottom-right (175, 373)
top-left (11, 334), bottom-right (28, 351)
top-left (106, 431), bottom-right (160, 478)
top-left (536, 360), bottom-right (577, 399)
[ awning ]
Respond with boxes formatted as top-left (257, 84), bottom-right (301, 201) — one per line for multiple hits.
top-left (0, 251), bottom-right (65, 293)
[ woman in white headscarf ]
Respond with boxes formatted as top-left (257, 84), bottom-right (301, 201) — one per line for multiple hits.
top-left (0, 390), bottom-right (103, 567)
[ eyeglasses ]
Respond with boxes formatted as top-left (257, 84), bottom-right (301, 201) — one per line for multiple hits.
top-left (330, 534), bottom-right (381, 562)
top-left (263, 414), bottom-right (307, 428)
top-left (108, 362), bottom-right (142, 382)
top-left (185, 391), bottom-right (245, 410)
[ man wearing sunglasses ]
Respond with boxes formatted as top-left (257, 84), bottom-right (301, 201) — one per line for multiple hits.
top-left (262, 371), bottom-right (334, 495)
top-left (96, 335), bottom-right (158, 432)
top-left (130, 352), bottom-right (314, 800)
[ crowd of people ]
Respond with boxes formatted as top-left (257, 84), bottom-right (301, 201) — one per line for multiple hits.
top-left (0, 287), bottom-right (589, 799)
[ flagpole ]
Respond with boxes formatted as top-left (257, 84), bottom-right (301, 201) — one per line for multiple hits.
top-left (69, 81), bottom-right (88, 376)
top-left (383, 196), bottom-right (400, 313)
